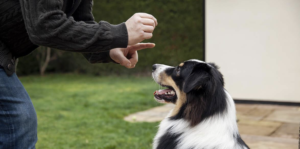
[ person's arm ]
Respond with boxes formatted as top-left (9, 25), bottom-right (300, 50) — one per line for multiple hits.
top-left (19, 0), bottom-right (128, 53)
top-left (70, 0), bottom-right (158, 67)
top-left (72, 0), bottom-right (115, 63)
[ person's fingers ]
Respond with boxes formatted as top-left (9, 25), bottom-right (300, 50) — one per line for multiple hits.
top-left (128, 51), bottom-right (138, 68)
top-left (143, 25), bottom-right (154, 33)
top-left (129, 43), bottom-right (155, 51)
top-left (123, 43), bottom-right (155, 68)
top-left (143, 32), bottom-right (153, 39)
top-left (137, 13), bottom-right (158, 26)
top-left (110, 49), bottom-right (132, 68)
top-left (118, 54), bottom-right (132, 68)
top-left (137, 13), bottom-right (154, 19)
top-left (141, 18), bottom-right (155, 27)
top-left (126, 13), bottom-right (157, 45)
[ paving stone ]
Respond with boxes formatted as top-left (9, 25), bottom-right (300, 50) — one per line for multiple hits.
top-left (124, 104), bottom-right (174, 122)
top-left (124, 103), bottom-right (300, 147)
top-left (237, 107), bottom-right (273, 121)
top-left (271, 123), bottom-right (299, 139)
top-left (151, 104), bottom-right (174, 112)
top-left (238, 119), bottom-right (282, 136)
top-left (264, 110), bottom-right (300, 124)
top-left (235, 104), bottom-right (257, 114)
top-left (242, 135), bottom-right (298, 149)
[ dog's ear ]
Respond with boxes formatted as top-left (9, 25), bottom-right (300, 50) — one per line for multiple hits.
top-left (183, 63), bottom-right (210, 93)
top-left (207, 63), bottom-right (219, 69)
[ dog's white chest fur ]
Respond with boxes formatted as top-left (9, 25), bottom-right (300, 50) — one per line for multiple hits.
top-left (153, 92), bottom-right (247, 149)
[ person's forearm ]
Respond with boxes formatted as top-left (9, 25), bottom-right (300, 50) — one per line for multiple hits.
top-left (82, 51), bottom-right (114, 63)
top-left (70, 0), bottom-right (114, 63)
top-left (19, 0), bottom-right (128, 53)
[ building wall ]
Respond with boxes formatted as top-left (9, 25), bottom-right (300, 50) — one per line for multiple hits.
top-left (206, 0), bottom-right (300, 102)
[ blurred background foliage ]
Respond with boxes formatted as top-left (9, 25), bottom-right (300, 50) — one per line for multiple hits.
top-left (17, 0), bottom-right (204, 76)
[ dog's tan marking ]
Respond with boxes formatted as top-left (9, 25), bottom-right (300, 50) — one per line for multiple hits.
top-left (159, 72), bottom-right (187, 117)
top-left (179, 63), bottom-right (184, 67)
top-left (171, 91), bottom-right (186, 116)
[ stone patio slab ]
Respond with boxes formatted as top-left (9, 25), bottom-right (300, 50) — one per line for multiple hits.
top-left (237, 108), bottom-right (273, 121)
top-left (242, 135), bottom-right (298, 149)
top-left (264, 110), bottom-right (300, 124)
top-left (271, 123), bottom-right (299, 139)
top-left (124, 104), bottom-right (174, 122)
top-left (235, 104), bottom-right (257, 114)
top-left (238, 119), bottom-right (282, 136)
top-left (124, 103), bottom-right (300, 149)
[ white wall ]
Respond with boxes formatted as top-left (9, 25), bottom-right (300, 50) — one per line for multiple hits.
top-left (206, 0), bottom-right (300, 102)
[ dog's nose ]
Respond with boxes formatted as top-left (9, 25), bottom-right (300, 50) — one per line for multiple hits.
top-left (152, 64), bottom-right (157, 71)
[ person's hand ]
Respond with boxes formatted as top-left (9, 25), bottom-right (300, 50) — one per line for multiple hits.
top-left (109, 43), bottom-right (155, 69)
top-left (125, 13), bottom-right (158, 45)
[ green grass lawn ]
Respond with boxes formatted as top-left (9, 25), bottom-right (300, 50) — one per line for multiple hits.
top-left (20, 74), bottom-right (162, 149)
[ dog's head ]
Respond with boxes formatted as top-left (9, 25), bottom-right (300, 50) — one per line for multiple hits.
top-left (152, 59), bottom-right (227, 126)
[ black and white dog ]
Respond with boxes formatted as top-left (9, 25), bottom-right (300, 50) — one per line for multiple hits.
top-left (152, 59), bottom-right (249, 149)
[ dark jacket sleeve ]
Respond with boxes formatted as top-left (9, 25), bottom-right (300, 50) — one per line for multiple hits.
top-left (19, 0), bottom-right (128, 54)
top-left (72, 0), bottom-right (117, 63)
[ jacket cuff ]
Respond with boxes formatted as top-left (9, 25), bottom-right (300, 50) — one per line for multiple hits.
top-left (104, 51), bottom-right (118, 64)
top-left (83, 51), bottom-right (116, 64)
top-left (108, 22), bottom-right (128, 49)
top-left (100, 50), bottom-right (115, 63)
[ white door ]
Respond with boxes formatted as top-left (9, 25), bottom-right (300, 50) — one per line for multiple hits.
top-left (205, 0), bottom-right (300, 102)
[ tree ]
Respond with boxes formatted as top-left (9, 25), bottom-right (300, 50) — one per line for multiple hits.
top-left (35, 46), bottom-right (63, 76)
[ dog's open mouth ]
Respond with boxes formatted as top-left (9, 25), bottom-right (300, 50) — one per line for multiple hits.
top-left (154, 86), bottom-right (177, 103)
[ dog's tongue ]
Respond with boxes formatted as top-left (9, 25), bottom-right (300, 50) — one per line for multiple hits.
top-left (154, 89), bottom-right (173, 95)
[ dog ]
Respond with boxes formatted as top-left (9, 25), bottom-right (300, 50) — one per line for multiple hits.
top-left (151, 59), bottom-right (249, 149)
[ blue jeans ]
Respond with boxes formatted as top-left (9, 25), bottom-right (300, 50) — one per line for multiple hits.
top-left (0, 68), bottom-right (37, 149)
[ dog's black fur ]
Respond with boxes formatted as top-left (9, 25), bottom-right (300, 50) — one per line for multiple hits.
top-left (152, 60), bottom-right (249, 149)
